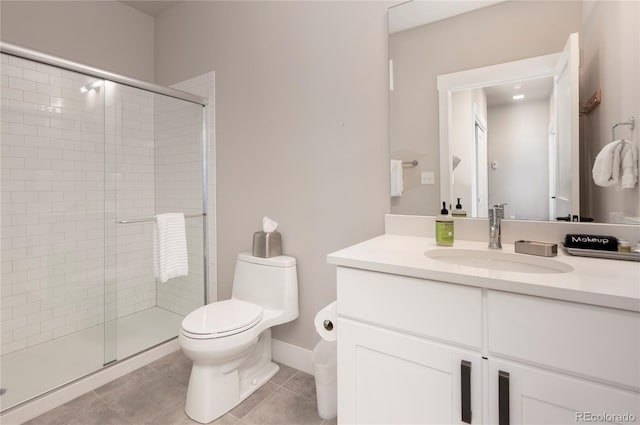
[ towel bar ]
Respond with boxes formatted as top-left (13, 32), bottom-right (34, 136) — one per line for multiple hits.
top-left (116, 213), bottom-right (205, 224)
top-left (611, 116), bottom-right (635, 140)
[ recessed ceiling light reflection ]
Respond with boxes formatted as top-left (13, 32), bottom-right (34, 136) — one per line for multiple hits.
top-left (80, 80), bottom-right (103, 94)
top-left (38, 104), bottom-right (62, 114)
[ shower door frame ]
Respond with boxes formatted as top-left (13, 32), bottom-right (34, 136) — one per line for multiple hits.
top-left (0, 42), bottom-right (207, 105)
top-left (0, 41), bottom-right (210, 406)
top-left (0, 41), bottom-right (209, 305)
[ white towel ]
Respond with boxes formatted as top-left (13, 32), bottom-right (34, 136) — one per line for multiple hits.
top-left (390, 159), bottom-right (404, 197)
top-left (620, 141), bottom-right (638, 189)
top-left (592, 140), bottom-right (639, 189)
top-left (153, 213), bottom-right (189, 283)
top-left (592, 140), bottom-right (623, 187)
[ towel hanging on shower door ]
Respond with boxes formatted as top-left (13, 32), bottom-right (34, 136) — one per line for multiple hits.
top-left (153, 213), bottom-right (189, 283)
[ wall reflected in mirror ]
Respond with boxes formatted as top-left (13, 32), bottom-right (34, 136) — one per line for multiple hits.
top-left (389, 0), bottom-right (639, 224)
top-left (440, 38), bottom-right (579, 221)
top-left (451, 77), bottom-right (555, 221)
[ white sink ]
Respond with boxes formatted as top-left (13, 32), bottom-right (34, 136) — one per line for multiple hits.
top-left (425, 249), bottom-right (574, 274)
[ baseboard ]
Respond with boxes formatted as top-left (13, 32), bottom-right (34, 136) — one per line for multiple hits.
top-left (1, 340), bottom-right (179, 425)
top-left (271, 338), bottom-right (314, 376)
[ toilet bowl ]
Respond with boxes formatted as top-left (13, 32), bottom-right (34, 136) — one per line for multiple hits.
top-left (179, 253), bottom-right (298, 424)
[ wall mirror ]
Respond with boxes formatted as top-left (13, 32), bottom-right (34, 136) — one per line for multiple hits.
top-left (389, 0), bottom-right (639, 224)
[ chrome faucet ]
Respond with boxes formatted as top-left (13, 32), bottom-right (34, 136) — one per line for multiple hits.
top-left (488, 203), bottom-right (507, 249)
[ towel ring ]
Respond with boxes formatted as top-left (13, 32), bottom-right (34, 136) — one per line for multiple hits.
top-left (611, 116), bottom-right (635, 141)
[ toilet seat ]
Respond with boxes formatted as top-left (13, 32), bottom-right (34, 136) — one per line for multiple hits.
top-left (181, 299), bottom-right (264, 339)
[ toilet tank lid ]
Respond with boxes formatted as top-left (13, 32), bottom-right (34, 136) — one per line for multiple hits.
top-left (238, 253), bottom-right (296, 267)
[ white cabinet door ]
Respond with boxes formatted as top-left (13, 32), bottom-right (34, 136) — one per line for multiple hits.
top-left (487, 290), bottom-right (640, 390)
top-left (488, 359), bottom-right (640, 425)
top-left (338, 318), bottom-right (482, 425)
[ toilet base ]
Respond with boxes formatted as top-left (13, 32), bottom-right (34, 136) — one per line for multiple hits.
top-left (240, 360), bottom-right (279, 401)
top-left (184, 330), bottom-right (280, 424)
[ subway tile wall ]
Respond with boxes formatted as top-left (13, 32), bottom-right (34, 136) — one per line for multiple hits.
top-left (105, 82), bottom-right (157, 321)
top-left (157, 72), bottom-right (217, 314)
top-left (1, 54), bottom-right (107, 355)
top-left (154, 94), bottom-right (204, 315)
top-left (170, 72), bottom-right (217, 307)
top-left (1, 54), bottom-right (215, 355)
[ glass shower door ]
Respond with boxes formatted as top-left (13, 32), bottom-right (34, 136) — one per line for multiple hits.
top-left (0, 54), bottom-right (107, 409)
top-left (104, 82), bottom-right (205, 363)
top-left (153, 92), bottom-right (206, 322)
top-left (1, 50), bottom-right (207, 411)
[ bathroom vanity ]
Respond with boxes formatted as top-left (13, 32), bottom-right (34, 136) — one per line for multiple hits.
top-left (328, 235), bottom-right (640, 424)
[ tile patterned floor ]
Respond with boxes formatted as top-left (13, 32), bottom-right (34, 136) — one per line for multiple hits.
top-left (24, 351), bottom-right (337, 425)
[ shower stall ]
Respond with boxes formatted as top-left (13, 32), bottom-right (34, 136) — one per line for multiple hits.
top-left (0, 43), bottom-right (208, 411)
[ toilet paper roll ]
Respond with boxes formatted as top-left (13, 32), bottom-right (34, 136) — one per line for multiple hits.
top-left (314, 301), bottom-right (337, 341)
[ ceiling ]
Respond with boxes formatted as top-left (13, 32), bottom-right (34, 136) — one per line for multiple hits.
top-left (484, 77), bottom-right (554, 107)
top-left (120, 1), bottom-right (179, 17)
top-left (388, 0), bottom-right (506, 34)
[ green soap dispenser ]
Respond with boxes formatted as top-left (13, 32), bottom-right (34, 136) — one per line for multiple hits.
top-left (436, 201), bottom-right (454, 246)
top-left (452, 198), bottom-right (467, 217)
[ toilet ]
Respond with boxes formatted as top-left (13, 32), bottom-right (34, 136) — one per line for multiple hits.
top-left (179, 253), bottom-right (299, 424)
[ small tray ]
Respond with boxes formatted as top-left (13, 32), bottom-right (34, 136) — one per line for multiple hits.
top-left (515, 240), bottom-right (557, 257)
top-left (561, 243), bottom-right (640, 262)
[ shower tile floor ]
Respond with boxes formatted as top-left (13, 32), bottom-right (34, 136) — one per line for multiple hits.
top-left (1, 307), bottom-right (183, 410)
top-left (24, 351), bottom-right (335, 425)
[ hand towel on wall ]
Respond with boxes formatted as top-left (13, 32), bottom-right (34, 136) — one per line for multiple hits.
top-left (592, 140), bottom-right (619, 186)
top-left (153, 213), bottom-right (189, 283)
top-left (390, 159), bottom-right (404, 197)
top-left (592, 140), bottom-right (624, 187)
top-left (620, 142), bottom-right (638, 189)
top-left (592, 140), bottom-right (639, 189)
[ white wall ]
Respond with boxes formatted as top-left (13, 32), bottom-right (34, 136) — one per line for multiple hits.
top-left (451, 91), bottom-right (473, 211)
top-left (154, 1), bottom-right (390, 351)
top-left (581, 0), bottom-right (640, 223)
top-left (451, 88), bottom-right (487, 216)
top-left (389, 0), bottom-right (582, 215)
top-left (487, 100), bottom-right (550, 221)
top-left (0, 1), bottom-right (155, 82)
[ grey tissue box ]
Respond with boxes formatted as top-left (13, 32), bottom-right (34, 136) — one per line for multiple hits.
top-left (252, 231), bottom-right (282, 258)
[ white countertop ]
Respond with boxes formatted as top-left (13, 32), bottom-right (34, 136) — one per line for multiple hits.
top-left (327, 235), bottom-right (640, 312)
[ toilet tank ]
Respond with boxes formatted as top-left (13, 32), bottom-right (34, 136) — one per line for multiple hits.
top-left (232, 253), bottom-right (298, 319)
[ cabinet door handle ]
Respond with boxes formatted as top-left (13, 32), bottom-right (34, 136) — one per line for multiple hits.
top-left (461, 360), bottom-right (472, 423)
top-left (498, 370), bottom-right (510, 425)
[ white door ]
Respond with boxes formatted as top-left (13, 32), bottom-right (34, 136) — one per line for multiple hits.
top-left (474, 122), bottom-right (488, 218)
top-left (548, 125), bottom-right (558, 220)
top-left (338, 318), bottom-right (483, 424)
top-left (554, 32), bottom-right (580, 220)
top-left (488, 358), bottom-right (640, 425)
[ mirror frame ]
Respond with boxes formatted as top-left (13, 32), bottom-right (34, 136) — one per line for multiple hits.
top-left (437, 53), bottom-right (562, 215)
